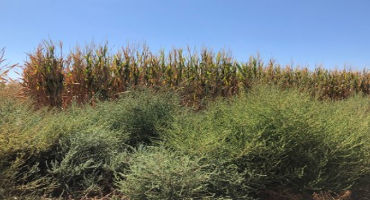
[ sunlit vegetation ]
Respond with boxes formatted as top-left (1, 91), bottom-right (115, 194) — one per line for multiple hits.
top-left (22, 41), bottom-right (369, 109)
top-left (0, 43), bottom-right (369, 199)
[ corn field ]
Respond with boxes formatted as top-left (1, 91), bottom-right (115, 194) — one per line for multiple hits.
top-left (22, 42), bottom-right (370, 108)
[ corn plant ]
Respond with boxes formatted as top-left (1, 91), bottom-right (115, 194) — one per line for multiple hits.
top-left (22, 41), bottom-right (64, 108)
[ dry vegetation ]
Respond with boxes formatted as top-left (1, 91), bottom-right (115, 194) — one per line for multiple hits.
top-left (0, 43), bottom-right (369, 200)
top-left (22, 41), bottom-right (369, 109)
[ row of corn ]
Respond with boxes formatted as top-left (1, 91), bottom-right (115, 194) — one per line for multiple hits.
top-left (22, 42), bottom-right (370, 108)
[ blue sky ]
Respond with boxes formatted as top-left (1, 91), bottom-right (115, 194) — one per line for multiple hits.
top-left (1, 0), bottom-right (370, 77)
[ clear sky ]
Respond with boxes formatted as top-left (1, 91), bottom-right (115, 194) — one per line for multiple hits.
top-left (1, 0), bottom-right (370, 76)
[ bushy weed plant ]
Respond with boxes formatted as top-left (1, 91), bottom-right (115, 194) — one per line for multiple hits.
top-left (116, 146), bottom-right (213, 200)
top-left (0, 89), bottom-right (178, 198)
top-left (163, 85), bottom-right (370, 194)
top-left (93, 89), bottom-right (178, 147)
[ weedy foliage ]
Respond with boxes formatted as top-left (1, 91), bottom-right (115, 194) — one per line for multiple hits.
top-left (0, 89), bottom-right (179, 199)
top-left (163, 85), bottom-right (370, 194)
top-left (116, 146), bottom-right (214, 200)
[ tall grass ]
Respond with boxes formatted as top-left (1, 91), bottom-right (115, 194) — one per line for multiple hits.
top-left (0, 48), bottom-right (19, 96)
top-left (22, 41), bottom-right (369, 108)
top-left (0, 48), bottom-right (11, 85)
